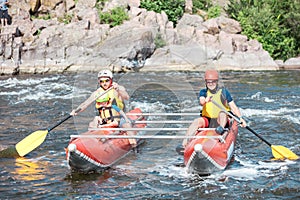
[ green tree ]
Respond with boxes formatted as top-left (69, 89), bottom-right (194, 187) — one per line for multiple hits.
top-left (99, 6), bottom-right (129, 27)
top-left (226, 0), bottom-right (299, 60)
top-left (192, 0), bottom-right (213, 14)
top-left (140, 0), bottom-right (185, 26)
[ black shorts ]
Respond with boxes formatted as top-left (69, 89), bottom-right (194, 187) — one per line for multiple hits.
top-left (204, 117), bottom-right (230, 128)
top-left (0, 10), bottom-right (8, 19)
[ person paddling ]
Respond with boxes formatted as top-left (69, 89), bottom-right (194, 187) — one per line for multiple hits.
top-left (182, 69), bottom-right (246, 147)
top-left (70, 69), bottom-right (138, 147)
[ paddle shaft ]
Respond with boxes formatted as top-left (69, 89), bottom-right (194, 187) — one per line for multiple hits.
top-left (211, 99), bottom-right (272, 146)
top-left (13, 88), bottom-right (113, 157)
top-left (49, 87), bottom-right (115, 132)
top-left (245, 126), bottom-right (271, 146)
top-left (211, 99), bottom-right (299, 160)
top-left (48, 114), bottom-right (73, 132)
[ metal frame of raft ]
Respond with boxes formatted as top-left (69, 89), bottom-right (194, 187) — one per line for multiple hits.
top-left (87, 128), bottom-right (215, 131)
top-left (126, 113), bottom-right (200, 116)
top-left (70, 134), bottom-right (223, 140)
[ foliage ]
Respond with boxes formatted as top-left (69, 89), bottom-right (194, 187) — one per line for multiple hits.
top-left (192, 0), bottom-right (221, 19)
top-left (58, 13), bottom-right (73, 24)
top-left (98, 6), bottom-right (129, 27)
top-left (31, 13), bottom-right (51, 21)
top-left (140, 0), bottom-right (185, 25)
top-left (154, 33), bottom-right (166, 48)
top-left (207, 5), bottom-right (221, 19)
top-left (192, 0), bottom-right (213, 14)
top-left (226, 0), bottom-right (299, 60)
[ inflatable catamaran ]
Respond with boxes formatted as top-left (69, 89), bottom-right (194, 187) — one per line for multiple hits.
top-left (66, 111), bottom-right (238, 175)
top-left (66, 108), bottom-right (146, 173)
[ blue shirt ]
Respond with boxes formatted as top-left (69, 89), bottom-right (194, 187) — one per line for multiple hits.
top-left (0, 0), bottom-right (8, 11)
top-left (198, 88), bottom-right (233, 103)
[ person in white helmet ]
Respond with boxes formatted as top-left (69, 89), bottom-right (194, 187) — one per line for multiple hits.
top-left (70, 69), bottom-right (137, 147)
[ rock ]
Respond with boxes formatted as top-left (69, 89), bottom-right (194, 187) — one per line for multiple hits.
top-left (185, 0), bottom-right (193, 14)
top-left (203, 18), bottom-right (220, 35)
top-left (218, 31), bottom-right (234, 54)
top-left (103, 0), bottom-right (128, 12)
top-left (284, 57), bottom-right (300, 69)
top-left (128, 0), bottom-right (140, 8)
top-left (0, 0), bottom-right (294, 75)
top-left (215, 51), bottom-right (279, 70)
top-left (143, 44), bottom-right (207, 71)
top-left (77, 0), bottom-right (96, 8)
top-left (275, 60), bottom-right (284, 69)
top-left (177, 13), bottom-right (204, 28)
top-left (216, 16), bottom-right (241, 34)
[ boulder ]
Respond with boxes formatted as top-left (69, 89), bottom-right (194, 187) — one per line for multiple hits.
top-left (284, 57), bottom-right (300, 69)
top-left (0, 0), bottom-right (292, 75)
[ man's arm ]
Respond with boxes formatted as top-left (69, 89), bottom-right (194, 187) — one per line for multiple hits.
top-left (112, 82), bottom-right (129, 100)
top-left (228, 101), bottom-right (246, 127)
top-left (70, 91), bottom-right (96, 115)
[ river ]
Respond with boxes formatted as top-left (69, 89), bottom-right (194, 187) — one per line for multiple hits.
top-left (0, 71), bottom-right (299, 199)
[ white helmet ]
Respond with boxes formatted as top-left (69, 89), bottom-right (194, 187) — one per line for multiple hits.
top-left (98, 70), bottom-right (113, 79)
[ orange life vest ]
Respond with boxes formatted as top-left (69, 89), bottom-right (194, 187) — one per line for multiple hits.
top-left (95, 88), bottom-right (124, 124)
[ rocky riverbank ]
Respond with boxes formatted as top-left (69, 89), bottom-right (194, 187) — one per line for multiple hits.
top-left (0, 0), bottom-right (299, 75)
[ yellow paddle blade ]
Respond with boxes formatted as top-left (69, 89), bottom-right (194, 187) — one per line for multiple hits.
top-left (271, 145), bottom-right (299, 160)
top-left (15, 130), bottom-right (49, 157)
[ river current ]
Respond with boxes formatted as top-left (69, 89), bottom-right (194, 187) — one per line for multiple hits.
top-left (0, 71), bottom-right (299, 199)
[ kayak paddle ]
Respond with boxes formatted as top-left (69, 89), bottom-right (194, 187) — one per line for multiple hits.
top-left (211, 99), bottom-right (298, 160)
top-left (15, 114), bottom-right (73, 157)
top-left (13, 87), bottom-right (113, 157)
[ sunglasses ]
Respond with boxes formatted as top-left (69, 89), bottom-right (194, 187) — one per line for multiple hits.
top-left (206, 80), bottom-right (218, 84)
top-left (99, 79), bottom-right (111, 83)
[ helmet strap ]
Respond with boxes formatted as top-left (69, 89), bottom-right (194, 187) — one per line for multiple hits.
top-left (99, 79), bottom-right (113, 90)
top-left (207, 84), bottom-right (218, 94)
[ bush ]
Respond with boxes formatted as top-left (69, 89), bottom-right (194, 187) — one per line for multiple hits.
top-left (192, 0), bottom-right (221, 19)
top-left (226, 0), bottom-right (299, 60)
top-left (58, 13), bottom-right (73, 24)
top-left (207, 5), bottom-right (221, 19)
top-left (154, 33), bottom-right (166, 48)
top-left (99, 6), bottom-right (129, 27)
top-left (192, 0), bottom-right (213, 14)
top-left (140, 0), bottom-right (185, 26)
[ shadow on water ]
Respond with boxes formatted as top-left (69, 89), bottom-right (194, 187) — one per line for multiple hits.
top-left (64, 170), bottom-right (110, 184)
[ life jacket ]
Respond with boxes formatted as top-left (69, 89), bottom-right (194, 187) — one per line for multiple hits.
top-left (202, 88), bottom-right (230, 119)
top-left (95, 88), bottom-right (124, 124)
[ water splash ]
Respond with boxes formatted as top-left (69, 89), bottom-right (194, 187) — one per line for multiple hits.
top-left (0, 76), bottom-right (74, 104)
top-left (221, 156), bottom-right (297, 181)
top-left (241, 107), bottom-right (300, 125)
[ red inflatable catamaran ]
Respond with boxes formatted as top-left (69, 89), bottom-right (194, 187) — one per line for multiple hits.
top-left (65, 108), bottom-right (146, 173)
top-left (184, 119), bottom-right (238, 175)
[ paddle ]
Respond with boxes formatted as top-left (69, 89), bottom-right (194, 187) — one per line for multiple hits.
top-left (111, 105), bottom-right (139, 148)
top-left (11, 87), bottom-right (114, 157)
top-left (111, 105), bottom-right (131, 124)
top-left (211, 99), bottom-right (299, 160)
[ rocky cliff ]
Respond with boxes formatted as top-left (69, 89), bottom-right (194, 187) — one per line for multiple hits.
top-left (0, 0), bottom-right (299, 75)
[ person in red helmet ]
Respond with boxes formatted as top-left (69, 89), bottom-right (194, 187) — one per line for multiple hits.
top-left (182, 69), bottom-right (246, 147)
top-left (70, 69), bottom-right (137, 147)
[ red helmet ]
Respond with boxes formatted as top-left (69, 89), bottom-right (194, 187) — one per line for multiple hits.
top-left (204, 69), bottom-right (219, 80)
